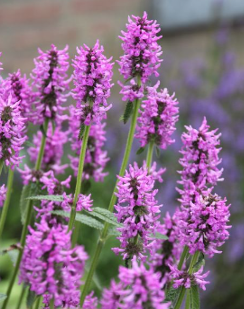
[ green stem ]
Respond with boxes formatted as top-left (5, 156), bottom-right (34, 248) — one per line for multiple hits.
top-left (184, 289), bottom-right (190, 309)
top-left (72, 220), bottom-right (81, 247)
top-left (146, 141), bottom-right (154, 170)
top-left (68, 125), bottom-right (91, 232)
top-left (0, 159), bottom-right (4, 178)
top-left (178, 245), bottom-right (189, 270)
top-left (79, 76), bottom-right (142, 307)
top-left (49, 298), bottom-right (54, 309)
top-left (34, 296), bottom-right (41, 309)
top-left (2, 120), bottom-right (49, 309)
top-left (0, 168), bottom-right (14, 241)
top-left (15, 285), bottom-right (26, 309)
top-left (188, 251), bottom-right (199, 274)
top-left (174, 287), bottom-right (186, 309)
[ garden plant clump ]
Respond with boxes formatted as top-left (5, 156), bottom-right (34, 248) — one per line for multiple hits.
top-left (0, 12), bottom-right (231, 309)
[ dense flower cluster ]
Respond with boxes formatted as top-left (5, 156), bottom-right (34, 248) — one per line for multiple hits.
top-left (177, 117), bottom-right (223, 206)
top-left (0, 95), bottom-right (27, 168)
top-left (169, 265), bottom-right (210, 290)
top-left (69, 106), bottom-right (109, 181)
top-left (178, 192), bottom-right (231, 257)
top-left (31, 44), bottom-right (70, 125)
top-left (28, 123), bottom-right (69, 174)
top-left (118, 12), bottom-right (162, 83)
top-left (20, 218), bottom-right (88, 308)
top-left (113, 162), bottom-right (162, 262)
top-left (72, 40), bottom-right (113, 126)
top-left (101, 259), bottom-right (170, 309)
top-left (83, 292), bottom-right (98, 309)
top-left (136, 82), bottom-right (179, 149)
top-left (1, 70), bottom-right (32, 120)
top-left (152, 210), bottom-right (182, 282)
top-left (0, 184), bottom-right (6, 207)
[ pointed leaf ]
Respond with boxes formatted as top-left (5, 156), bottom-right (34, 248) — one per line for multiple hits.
top-left (107, 226), bottom-right (120, 238)
top-left (0, 294), bottom-right (7, 303)
top-left (193, 253), bottom-right (205, 272)
top-left (154, 232), bottom-right (168, 240)
top-left (136, 147), bottom-right (145, 155)
top-left (27, 195), bottom-right (64, 202)
top-left (51, 210), bottom-right (104, 230)
top-left (20, 184), bottom-right (32, 225)
top-left (122, 101), bottom-right (133, 124)
top-left (26, 288), bottom-right (36, 308)
top-left (89, 207), bottom-right (121, 227)
top-left (190, 285), bottom-right (200, 309)
top-left (79, 123), bottom-right (85, 140)
top-left (165, 286), bottom-right (181, 305)
top-left (8, 249), bottom-right (19, 267)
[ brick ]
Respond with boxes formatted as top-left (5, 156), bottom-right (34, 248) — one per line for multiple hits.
top-left (0, 3), bottom-right (61, 25)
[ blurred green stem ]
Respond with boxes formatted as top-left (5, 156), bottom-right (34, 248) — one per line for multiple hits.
top-left (15, 285), bottom-right (26, 309)
top-left (0, 168), bottom-right (14, 241)
top-left (0, 159), bottom-right (4, 178)
top-left (79, 75), bottom-right (142, 307)
top-left (146, 141), bottom-right (154, 170)
top-left (2, 119), bottom-right (49, 309)
top-left (68, 125), bottom-right (91, 232)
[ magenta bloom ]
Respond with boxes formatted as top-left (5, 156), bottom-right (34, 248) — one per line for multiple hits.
top-left (28, 122), bottom-right (69, 174)
top-left (118, 12), bottom-right (162, 84)
top-left (1, 69), bottom-right (33, 121)
top-left (113, 162), bottom-right (162, 262)
top-left (178, 192), bottom-right (231, 257)
top-left (151, 210), bottom-right (182, 282)
top-left (72, 40), bottom-right (113, 126)
top-left (61, 192), bottom-right (93, 212)
top-left (135, 82), bottom-right (179, 149)
top-left (69, 106), bottom-right (109, 182)
top-left (177, 117), bottom-right (223, 207)
top-left (0, 95), bottom-right (27, 168)
top-left (20, 217), bottom-right (88, 308)
top-left (101, 259), bottom-right (170, 309)
top-left (83, 292), bottom-right (98, 309)
top-left (169, 265), bottom-right (210, 291)
top-left (31, 44), bottom-right (70, 125)
top-left (0, 184), bottom-right (6, 207)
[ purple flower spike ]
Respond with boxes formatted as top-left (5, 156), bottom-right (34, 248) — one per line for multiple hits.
top-left (20, 217), bottom-right (88, 308)
top-left (178, 192), bottom-right (231, 257)
top-left (0, 94), bottom-right (27, 168)
top-left (101, 259), bottom-right (170, 309)
top-left (112, 162), bottom-right (163, 262)
top-left (69, 106), bottom-right (109, 182)
top-left (0, 184), bottom-right (6, 207)
top-left (118, 12), bottom-right (162, 84)
top-left (169, 264), bottom-right (210, 291)
top-left (83, 292), bottom-right (98, 309)
top-left (1, 69), bottom-right (33, 121)
top-left (31, 44), bottom-right (70, 125)
top-left (28, 122), bottom-right (69, 174)
top-left (72, 40), bottom-right (114, 126)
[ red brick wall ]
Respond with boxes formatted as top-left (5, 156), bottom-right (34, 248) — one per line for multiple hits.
top-left (0, 0), bottom-right (144, 74)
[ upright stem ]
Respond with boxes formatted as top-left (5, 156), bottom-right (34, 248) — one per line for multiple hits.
top-left (68, 124), bottom-right (91, 232)
top-left (15, 285), bottom-right (26, 309)
top-left (0, 168), bottom-right (14, 241)
top-left (2, 119), bottom-right (49, 309)
top-left (79, 76), bottom-right (142, 307)
top-left (174, 287), bottom-right (186, 309)
top-left (34, 296), bottom-right (41, 309)
top-left (0, 159), bottom-right (4, 178)
top-left (178, 245), bottom-right (189, 270)
top-left (49, 298), bottom-right (54, 309)
top-left (146, 141), bottom-right (154, 170)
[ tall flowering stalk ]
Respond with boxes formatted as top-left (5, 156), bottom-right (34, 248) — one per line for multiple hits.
top-left (79, 12), bottom-right (163, 306)
top-left (68, 40), bottom-right (113, 231)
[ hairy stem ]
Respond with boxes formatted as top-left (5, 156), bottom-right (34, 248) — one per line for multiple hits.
top-left (68, 125), bottom-right (91, 232)
top-left (79, 76), bottom-right (142, 307)
top-left (2, 119), bottom-right (49, 309)
top-left (146, 141), bottom-right (154, 171)
top-left (0, 168), bottom-right (14, 240)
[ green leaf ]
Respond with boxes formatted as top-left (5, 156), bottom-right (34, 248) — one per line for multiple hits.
top-left (136, 147), bottom-right (145, 155)
top-left (155, 146), bottom-right (160, 158)
top-left (154, 232), bottom-right (168, 240)
top-left (88, 207), bottom-right (121, 227)
top-left (24, 140), bottom-right (35, 147)
top-left (107, 226), bottom-right (120, 238)
top-left (8, 249), bottom-right (19, 266)
top-left (26, 288), bottom-right (36, 308)
top-left (20, 184), bottom-right (32, 225)
top-left (122, 101), bottom-right (133, 124)
top-left (52, 210), bottom-right (104, 230)
top-left (79, 123), bottom-right (85, 140)
top-left (193, 253), bottom-right (205, 272)
top-left (27, 195), bottom-right (64, 202)
top-left (190, 285), bottom-right (200, 309)
top-left (165, 286), bottom-right (181, 305)
top-left (0, 294), bottom-right (7, 303)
